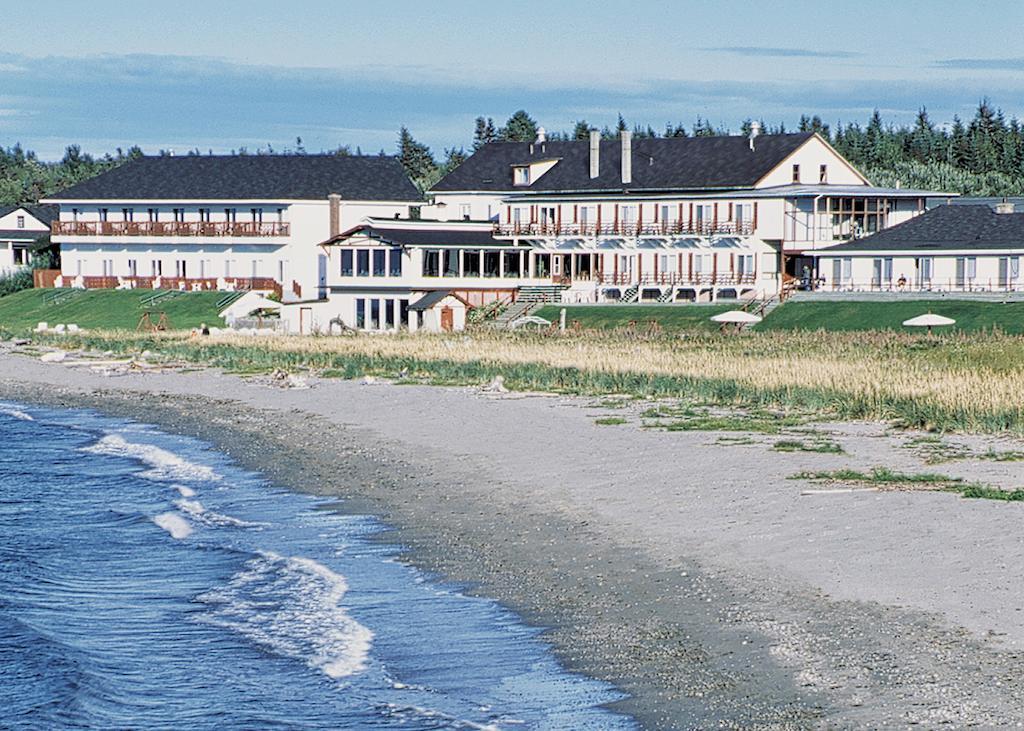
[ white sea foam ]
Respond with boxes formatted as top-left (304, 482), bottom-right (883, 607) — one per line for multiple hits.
top-left (153, 512), bottom-right (193, 539)
top-left (176, 485), bottom-right (196, 498)
top-left (82, 433), bottom-right (220, 483)
top-left (0, 406), bottom-right (33, 421)
top-left (174, 497), bottom-right (264, 529)
top-left (195, 551), bottom-right (373, 679)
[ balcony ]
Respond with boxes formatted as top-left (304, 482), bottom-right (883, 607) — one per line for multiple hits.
top-left (52, 221), bottom-right (290, 237)
top-left (63, 275), bottom-right (283, 298)
top-left (599, 272), bottom-right (758, 287)
top-left (494, 221), bottom-right (755, 238)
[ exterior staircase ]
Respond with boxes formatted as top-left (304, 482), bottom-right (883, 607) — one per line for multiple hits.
top-left (656, 287), bottom-right (675, 303)
top-left (621, 284), bottom-right (640, 303)
top-left (492, 300), bottom-right (542, 328)
top-left (517, 285), bottom-right (566, 303)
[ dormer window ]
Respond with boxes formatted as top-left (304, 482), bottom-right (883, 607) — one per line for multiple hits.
top-left (513, 166), bottom-right (530, 186)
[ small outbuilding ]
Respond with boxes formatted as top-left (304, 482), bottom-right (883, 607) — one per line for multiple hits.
top-left (408, 290), bottom-right (471, 332)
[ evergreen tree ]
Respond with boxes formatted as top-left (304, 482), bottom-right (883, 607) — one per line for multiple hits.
top-left (472, 117), bottom-right (498, 150)
top-left (500, 110), bottom-right (538, 142)
top-left (571, 120), bottom-right (592, 140)
top-left (397, 126), bottom-right (438, 190)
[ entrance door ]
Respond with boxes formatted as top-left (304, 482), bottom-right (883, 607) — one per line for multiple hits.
top-left (999, 257), bottom-right (1010, 288)
top-left (299, 307), bottom-right (312, 335)
top-left (440, 306), bottom-right (454, 332)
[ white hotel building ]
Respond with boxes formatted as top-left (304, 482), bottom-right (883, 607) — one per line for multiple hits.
top-left (292, 129), bottom-right (943, 332)
top-left (43, 155), bottom-right (421, 299)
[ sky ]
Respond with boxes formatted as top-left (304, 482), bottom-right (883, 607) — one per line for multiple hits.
top-left (3, 0), bottom-right (1024, 160)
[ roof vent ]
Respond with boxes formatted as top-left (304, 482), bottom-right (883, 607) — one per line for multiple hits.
top-left (995, 200), bottom-right (1015, 214)
top-left (536, 127), bottom-right (546, 144)
top-left (748, 121), bottom-right (761, 151)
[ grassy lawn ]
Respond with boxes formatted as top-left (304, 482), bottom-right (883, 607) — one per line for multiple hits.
top-left (534, 304), bottom-right (738, 331)
top-left (0, 289), bottom-right (240, 332)
top-left (759, 300), bottom-right (1024, 334)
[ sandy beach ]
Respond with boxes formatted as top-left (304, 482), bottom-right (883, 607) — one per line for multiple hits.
top-left (3, 345), bottom-right (1024, 729)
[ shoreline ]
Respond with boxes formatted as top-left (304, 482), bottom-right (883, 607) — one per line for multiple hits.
top-left (4, 349), bottom-right (1024, 728)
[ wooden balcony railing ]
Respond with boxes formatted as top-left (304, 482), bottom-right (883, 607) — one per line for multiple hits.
top-left (52, 221), bottom-right (290, 237)
top-left (598, 272), bottom-right (759, 287)
top-left (494, 221), bottom-right (755, 237)
top-left (67, 275), bottom-right (283, 298)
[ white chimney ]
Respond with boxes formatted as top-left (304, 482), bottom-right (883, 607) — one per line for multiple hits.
top-left (620, 130), bottom-right (632, 185)
top-left (536, 127), bottom-right (546, 143)
top-left (589, 129), bottom-right (600, 179)
top-left (995, 200), bottom-right (1015, 214)
top-left (748, 121), bottom-right (761, 151)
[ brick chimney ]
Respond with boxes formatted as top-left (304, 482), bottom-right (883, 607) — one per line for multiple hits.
top-left (620, 129), bottom-right (632, 185)
top-left (589, 129), bottom-right (600, 179)
top-left (328, 193), bottom-right (341, 237)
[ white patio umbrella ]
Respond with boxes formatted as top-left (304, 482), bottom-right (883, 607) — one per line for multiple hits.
top-left (902, 312), bottom-right (956, 334)
top-left (710, 310), bottom-right (763, 331)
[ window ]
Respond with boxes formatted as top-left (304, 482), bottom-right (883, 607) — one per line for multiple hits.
top-left (199, 208), bottom-right (210, 222)
top-left (422, 249), bottom-right (440, 277)
top-left (735, 203), bottom-right (752, 227)
top-left (399, 299), bottom-right (410, 327)
top-left (512, 208), bottom-right (524, 225)
top-left (579, 206), bottom-right (595, 225)
top-left (620, 206), bottom-right (637, 225)
top-left (792, 164), bottom-right (800, 183)
top-left (819, 164), bottom-right (828, 184)
top-left (340, 250), bottom-right (353, 276)
top-left (251, 259), bottom-right (261, 278)
top-left (72, 208), bottom-right (80, 222)
top-left (355, 299), bottom-right (366, 329)
top-left (443, 249), bottom-right (459, 277)
top-left (99, 208), bottom-right (109, 222)
top-left (534, 253), bottom-right (550, 278)
top-left (693, 255), bottom-right (704, 274)
top-left (277, 208), bottom-right (285, 223)
top-left (175, 260), bottom-right (187, 278)
top-left (16, 215), bottom-right (25, 229)
top-left (372, 249), bottom-right (386, 277)
top-left (127, 259), bottom-right (137, 277)
top-left (463, 250), bottom-right (481, 277)
top-left (370, 299), bottom-right (380, 330)
top-left (356, 250), bottom-right (370, 277)
top-left (224, 259), bottom-right (232, 278)
top-left (12, 247), bottom-right (26, 265)
top-left (148, 208), bottom-right (158, 222)
top-left (513, 166), bottom-right (530, 185)
top-left (385, 299), bottom-right (395, 328)
top-left (152, 260), bottom-right (163, 277)
top-left (483, 250), bottom-right (500, 277)
top-left (389, 248), bottom-right (403, 277)
top-left (225, 208), bottom-right (237, 223)
top-left (277, 260), bottom-right (286, 282)
top-left (873, 257), bottom-right (894, 287)
top-left (122, 208), bottom-right (134, 222)
top-left (460, 204), bottom-right (471, 220)
top-left (251, 208), bottom-right (263, 223)
top-left (503, 250), bottom-right (521, 278)
top-left (916, 257), bottom-right (933, 286)
top-left (540, 207), bottom-right (556, 226)
top-left (737, 254), bottom-right (755, 277)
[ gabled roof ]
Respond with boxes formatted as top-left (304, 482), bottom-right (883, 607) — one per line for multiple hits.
top-left (0, 204), bottom-right (57, 225)
top-left (322, 220), bottom-right (509, 248)
top-left (824, 204), bottom-right (1024, 253)
top-left (409, 290), bottom-right (471, 311)
top-left (430, 133), bottom-right (817, 194)
top-left (46, 155), bottom-right (422, 202)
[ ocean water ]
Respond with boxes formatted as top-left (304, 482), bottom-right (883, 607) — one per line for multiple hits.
top-left (0, 402), bottom-right (636, 730)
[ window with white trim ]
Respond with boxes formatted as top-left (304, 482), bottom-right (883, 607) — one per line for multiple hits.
top-left (513, 166), bottom-right (530, 186)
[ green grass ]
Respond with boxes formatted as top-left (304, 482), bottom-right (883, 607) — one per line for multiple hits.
top-left (773, 438), bottom-right (845, 454)
top-left (959, 485), bottom-right (1024, 501)
top-left (594, 416), bottom-right (628, 426)
top-left (0, 289), bottom-right (239, 332)
top-left (533, 304), bottom-right (739, 331)
top-left (791, 467), bottom-right (963, 487)
top-left (642, 404), bottom-right (807, 433)
top-left (759, 300), bottom-right (1024, 334)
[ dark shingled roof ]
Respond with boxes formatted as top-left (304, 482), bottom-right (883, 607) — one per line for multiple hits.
top-left (0, 204), bottom-right (57, 225)
top-left (431, 133), bottom-right (816, 193)
top-left (47, 155), bottom-right (422, 202)
top-left (826, 205), bottom-right (1024, 253)
top-left (324, 222), bottom-right (509, 248)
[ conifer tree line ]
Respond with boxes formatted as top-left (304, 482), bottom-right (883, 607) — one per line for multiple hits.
top-left (3, 100), bottom-right (1024, 205)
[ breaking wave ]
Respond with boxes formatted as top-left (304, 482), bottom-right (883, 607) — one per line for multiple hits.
top-left (82, 433), bottom-right (221, 483)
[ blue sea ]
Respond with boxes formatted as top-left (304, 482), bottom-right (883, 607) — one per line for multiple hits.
top-left (0, 402), bottom-right (635, 730)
